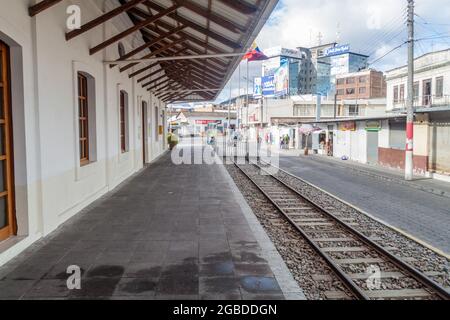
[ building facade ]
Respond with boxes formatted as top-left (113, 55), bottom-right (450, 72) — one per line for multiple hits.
top-left (0, 0), bottom-right (279, 265)
top-left (385, 49), bottom-right (450, 178)
top-left (0, 0), bottom-right (172, 263)
top-left (336, 69), bottom-right (386, 100)
top-left (318, 48), bottom-right (369, 95)
top-left (386, 49), bottom-right (450, 111)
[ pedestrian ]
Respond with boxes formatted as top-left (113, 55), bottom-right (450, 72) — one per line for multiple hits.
top-left (257, 134), bottom-right (262, 158)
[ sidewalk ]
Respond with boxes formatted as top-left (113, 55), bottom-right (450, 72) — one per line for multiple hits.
top-left (275, 148), bottom-right (450, 199)
top-left (0, 142), bottom-right (304, 300)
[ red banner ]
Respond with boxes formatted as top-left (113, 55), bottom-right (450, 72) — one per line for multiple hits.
top-left (195, 120), bottom-right (221, 125)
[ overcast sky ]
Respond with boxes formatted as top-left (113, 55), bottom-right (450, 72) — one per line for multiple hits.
top-left (187, 0), bottom-right (450, 106)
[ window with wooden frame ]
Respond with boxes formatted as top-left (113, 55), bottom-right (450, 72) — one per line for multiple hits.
top-left (0, 40), bottom-right (17, 241)
top-left (155, 106), bottom-right (159, 142)
top-left (393, 85), bottom-right (399, 103)
top-left (436, 76), bottom-right (444, 98)
top-left (120, 90), bottom-right (129, 153)
top-left (399, 84), bottom-right (405, 103)
top-left (78, 73), bottom-right (89, 165)
top-left (413, 81), bottom-right (419, 101)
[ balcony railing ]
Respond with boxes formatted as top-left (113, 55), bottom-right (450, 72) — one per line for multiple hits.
top-left (393, 95), bottom-right (450, 110)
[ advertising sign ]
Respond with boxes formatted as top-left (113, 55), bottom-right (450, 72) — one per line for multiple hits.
top-left (253, 77), bottom-right (262, 98)
top-left (262, 56), bottom-right (280, 76)
top-left (325, 44), bottom-right (350, 57)
top-left (262, 75), bottom-right (275, 97)
top-left (274, 57), bottom-right (289, 96)
top-left (338, 121), bottom-right (356, 131)
top-left (365, 120), bottom-right (381, 132)
top-left (264, 46), bottom-right (303, 59)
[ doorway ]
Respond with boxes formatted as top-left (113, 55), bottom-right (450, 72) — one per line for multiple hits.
top-left (142, 101), bottom-right (148, 166)
top-left (367, 131), bottom-right (379, 165)
top-left (423, 79), bottom-right (432, 106)
top-left (0, 41), bottom-right (16, 241)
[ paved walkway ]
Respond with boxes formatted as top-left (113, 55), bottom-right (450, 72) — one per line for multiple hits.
top-left (0, 141), bottom-right (303, 300)
top-left (274, 151), bottom-right (450, 255)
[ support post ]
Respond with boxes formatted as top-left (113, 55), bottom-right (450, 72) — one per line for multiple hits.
top-left (246, 59), bottom-right (250, 162)
top-left (405, 0), bottom-right (415, 181)
top-left (316, 94), bottom-right (322, 122)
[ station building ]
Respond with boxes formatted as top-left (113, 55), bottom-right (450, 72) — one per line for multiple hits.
top-left (0, 0), bottom-right (277, 265)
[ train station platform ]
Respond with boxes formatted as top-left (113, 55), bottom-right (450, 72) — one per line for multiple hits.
top-left (0, 140), bottom-right (304, 300)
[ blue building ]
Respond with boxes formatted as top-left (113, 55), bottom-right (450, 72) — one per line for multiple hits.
top-left (318, 45), bottom-right (369, 95)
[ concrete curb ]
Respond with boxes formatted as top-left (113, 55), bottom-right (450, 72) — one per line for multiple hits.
top-left (216, 158), bottom-right (307, 300)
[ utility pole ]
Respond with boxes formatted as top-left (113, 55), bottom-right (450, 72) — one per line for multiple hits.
top-left (405, 0), bottom-right (415, 181)
top-left (316, 93), bottom-right (322, 122)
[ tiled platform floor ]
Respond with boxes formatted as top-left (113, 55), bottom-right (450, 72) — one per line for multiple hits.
top-left (0, 142), bottom-right (302, 300)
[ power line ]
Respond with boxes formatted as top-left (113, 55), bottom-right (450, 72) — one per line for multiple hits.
top-left (416, 35), bottom-right (450, 41)
top-left (415, 13), bottom-right (450, 46)
top-left (367, 28), bottom-right (406, 58)
top-left (368, 41), bottom-right (407, 66)
top-left (357, 11), bottom-right (407, 55)
top-left (356, 10), bottom-right (406, 51)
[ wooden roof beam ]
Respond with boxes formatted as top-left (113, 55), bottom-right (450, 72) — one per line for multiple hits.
top-left (143, 66), bottom-right (193, 90)
top-left (136, 37), bottom-right (228, 78)
top-left (129, 7), bottom-right (234, 62)
top-left (128, 47), bottom-right (189, 78)
top-left (29, 0), bottom-right (62, 17)
top-left (142, 65), bottom-right (191, 88)
top-left (89, 3), bottom-right (180, 55)
top-left (110, 25), bottom-right (186, 67)
top-left (174, 0), bottom-right (246, 33)
top-left (141, 1), bottom-right (241, 49)
top-left (146, 78), bottom-right (172, 91)
top-left (119, 38), bottom-right (186, 72)
top-left (137, 60), bottom-right (191, 83)
top-left (140, 28), bottom-right (230, 71)
top-left (217, 0), bottom-right (258, 15)
top-left (156, 58), bottom-right (223, 86)
top-left (66, 0), bottom-right (147, 40)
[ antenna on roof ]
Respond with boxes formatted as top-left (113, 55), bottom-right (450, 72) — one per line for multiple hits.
top-left (336, 22), bottom-right (341, 43)
top-left (317, 32), bottom-right (323, 46)
top-left (309, 29), bottom-right (312, 47)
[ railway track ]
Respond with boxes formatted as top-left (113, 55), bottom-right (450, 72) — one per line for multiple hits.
top-left (234, 161), bottom-right (450, 300)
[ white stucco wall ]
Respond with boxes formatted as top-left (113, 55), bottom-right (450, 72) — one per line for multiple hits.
top-left (0, 0), bottom-right (167, 265)
top-left (386, 50), bottom-right (450, 111)
top-left (333, 122), bottom-right (367, 163)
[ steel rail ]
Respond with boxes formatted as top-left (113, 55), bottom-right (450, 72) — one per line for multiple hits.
top-left (233, 161), bottom-right (369, 300)
top-left (255, 160), bottom-right (450, 300)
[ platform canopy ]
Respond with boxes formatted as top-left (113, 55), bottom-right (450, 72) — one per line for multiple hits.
top-left (29, 0), bottom-right (278, 103)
